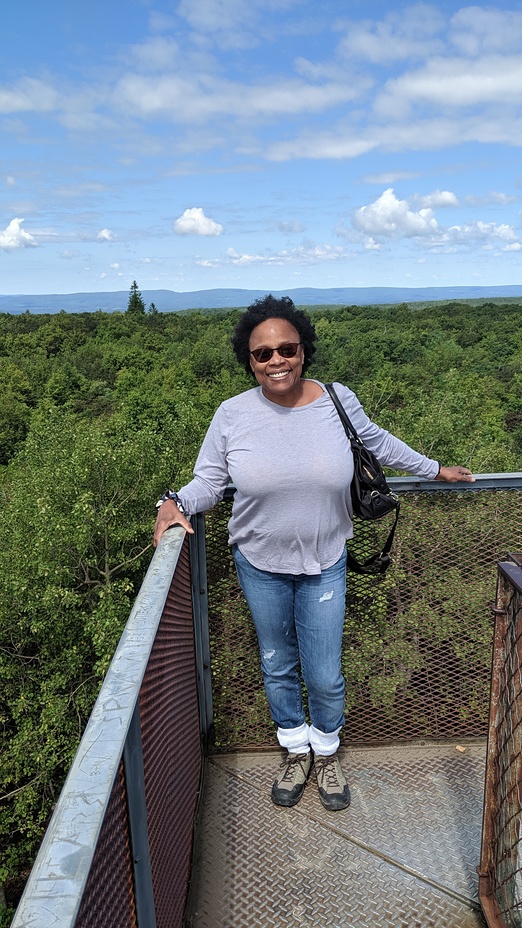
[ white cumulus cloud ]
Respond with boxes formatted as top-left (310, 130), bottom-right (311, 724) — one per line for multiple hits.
top-left (443, 221), bottom-right (518, 244)
top-left (350, 189), bottom-right (521, 253)
top-left (174, 207), bottom-right (223, 236)
top-left (353, 189), bottom-right (439, 239)
top-left (417, 190), bottom-right (459, 209)
top-left (0, 218), bottom-right (38, 250)
top-left (97, 228), bottom-right (115, 241)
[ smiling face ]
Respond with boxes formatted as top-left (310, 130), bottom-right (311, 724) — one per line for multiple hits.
top-left (249, 317), bottom-right (305, 407)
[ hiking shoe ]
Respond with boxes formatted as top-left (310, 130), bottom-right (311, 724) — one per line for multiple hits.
top-left (314, 753), bottom-right (351, 811)
top-left (271, 752), bottom-right (313, 807)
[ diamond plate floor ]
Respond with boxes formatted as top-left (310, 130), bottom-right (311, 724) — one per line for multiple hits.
top-left (186, 742), bottom-right (487, 928)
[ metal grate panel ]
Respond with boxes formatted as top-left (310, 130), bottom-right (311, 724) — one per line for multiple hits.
top-left (187, 745), bottom-right (486, 928)
top-left (11, 530), bottom-right (200, 928)
top-left (140, 537), bottom-right (202, 928)
top-left (75, 761), bottom-right (137, 928)
top-left (205, 488), bottom-right (522, 750)
top-left (479, 558), bottom-right (522, 927)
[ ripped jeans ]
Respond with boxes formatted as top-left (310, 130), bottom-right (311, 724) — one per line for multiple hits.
top-left (232, 545), bottom-right (347, 737)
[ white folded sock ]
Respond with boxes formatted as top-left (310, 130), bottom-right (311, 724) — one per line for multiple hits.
top-left (276, 722), bottom-right (310, 754)
top-left (309, 724), bottom-right (341, 756)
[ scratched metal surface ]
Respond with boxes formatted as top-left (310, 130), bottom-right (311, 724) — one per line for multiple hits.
top-left (11, 529), bottom-right (187, 928)
top-left (186, 743), bottom-right (487, 928)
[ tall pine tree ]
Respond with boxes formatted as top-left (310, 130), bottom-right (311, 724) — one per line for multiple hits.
top-left (126, 280), bottom-right (146, 315)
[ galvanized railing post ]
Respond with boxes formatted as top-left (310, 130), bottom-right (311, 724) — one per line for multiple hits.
top-left (123, 701), bottom-right (157, 928)
top-left (190, 512), bottom-right (214, 747)
top-left (478, 596), bottom-right (509, 927)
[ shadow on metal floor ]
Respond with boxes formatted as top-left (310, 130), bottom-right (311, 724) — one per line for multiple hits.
top-left (186, 742), bottom-right (487, 928)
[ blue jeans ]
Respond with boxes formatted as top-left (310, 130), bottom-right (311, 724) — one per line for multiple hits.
top-left (232, 545), bottom-right (347, 734)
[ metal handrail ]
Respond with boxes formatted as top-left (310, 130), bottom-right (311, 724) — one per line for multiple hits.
top-left (11, 527), bottom-right (186, 928)
top-left (388, 472), bottom-right (522, 493)
top-left (222, 473), bottom-right (522, 500)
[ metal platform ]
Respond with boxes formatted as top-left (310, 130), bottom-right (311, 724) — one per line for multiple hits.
top-left (186, 742), bottom-right (487, 928)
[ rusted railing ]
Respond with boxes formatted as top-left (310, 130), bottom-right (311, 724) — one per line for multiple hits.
top-left (479, 554), bottom-right (522, 928)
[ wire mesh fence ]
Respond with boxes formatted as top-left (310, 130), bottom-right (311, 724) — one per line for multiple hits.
top-left (205, 486), bottom-right (522, 751)
top-left (479, 556), bottom-right (522, 928)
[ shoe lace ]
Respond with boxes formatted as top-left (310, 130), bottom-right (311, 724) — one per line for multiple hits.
top-left (279, 753), bottom-right (309, 783)
top-left (315, 755), bottom-right (342, 789)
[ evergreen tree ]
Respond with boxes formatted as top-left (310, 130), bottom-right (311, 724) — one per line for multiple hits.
top-left (126, 280), bottom-right (146, 315)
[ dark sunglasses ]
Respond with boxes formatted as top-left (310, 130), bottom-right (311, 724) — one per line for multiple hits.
top-left (249, 342), bottom-right (302, 363)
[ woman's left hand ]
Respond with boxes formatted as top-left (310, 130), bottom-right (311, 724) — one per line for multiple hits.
top-left (435, 465), bottom-right (475, 483)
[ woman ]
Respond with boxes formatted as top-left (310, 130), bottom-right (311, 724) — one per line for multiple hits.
top-left (154, 295), bottom-right (474, 812)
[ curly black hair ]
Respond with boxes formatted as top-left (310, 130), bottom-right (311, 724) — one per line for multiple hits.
top-left (231, 294), bottom-right (317, 376)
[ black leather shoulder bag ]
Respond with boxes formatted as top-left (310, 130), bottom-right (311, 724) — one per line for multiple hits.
top-left (325, 383), bottom-right (400, 575)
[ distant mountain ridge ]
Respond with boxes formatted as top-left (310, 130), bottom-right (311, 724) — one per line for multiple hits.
top-left (1, 285), bottom-right (522, 314)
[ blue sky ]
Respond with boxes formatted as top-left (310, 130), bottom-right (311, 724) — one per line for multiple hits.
top-left (2, 0), bottom-right (522, 295)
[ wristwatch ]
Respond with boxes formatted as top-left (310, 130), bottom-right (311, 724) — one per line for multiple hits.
top-left (155, 490), bottom-right (186, 513)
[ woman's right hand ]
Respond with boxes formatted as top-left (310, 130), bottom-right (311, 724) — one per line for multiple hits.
top-left (154, 499), bottom-right (194, 547)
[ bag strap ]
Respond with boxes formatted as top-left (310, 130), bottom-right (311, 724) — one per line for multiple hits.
top-left (345, 512), bottom-right (399, 575)
top-left (324, 383), bottom-right (363, 446)
top-left (325, 382), bottom-right (400, 576)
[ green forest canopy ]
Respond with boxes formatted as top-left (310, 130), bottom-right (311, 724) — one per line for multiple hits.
top-left (0, 297), bottom-right (521, 918)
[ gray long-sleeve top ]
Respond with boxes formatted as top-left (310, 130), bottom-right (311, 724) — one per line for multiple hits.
top-left (178, 381), bottom-right (439, 575)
